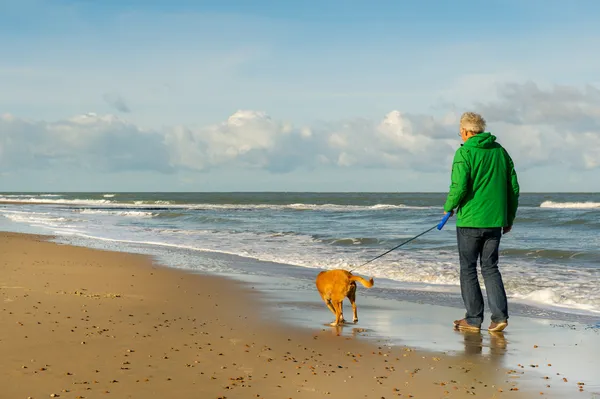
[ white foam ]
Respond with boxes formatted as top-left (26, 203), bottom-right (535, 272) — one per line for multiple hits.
top-left (0, 197), bottom-right (112, 205)
top-left (50, 231), bottom-right (249, 258)
top-left (1, 212), bottom-right (69, 226)
top-left (0, 190), bottom-right (441, 212)
top-left (371, 204), bottom-right (407, 210)
top-left (78, 209), bottom-right (156, 218)
top-left (511, 288), bottom-right (600, 314)
top-left (133, 200), bottom-right (172, 205)
top-left (540, 201), bottom-right (600, 209)
top-left (0, 198), bottom-right (433, 211)
top-left (285, 203), bottom-right (431, 211)
top-left (0, 194), bottom-right (61, 198)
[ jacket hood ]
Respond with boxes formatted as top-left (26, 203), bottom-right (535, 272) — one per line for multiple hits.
top-left (463, 132), bottom-right (497, 149)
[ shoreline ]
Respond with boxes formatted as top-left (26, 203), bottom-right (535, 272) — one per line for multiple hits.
top-left (1, 200), bottom-right (598, 325)
top-left (0, 198), bottom-right (600, 325)
top-left (0, 231), bottom-right (536, 398)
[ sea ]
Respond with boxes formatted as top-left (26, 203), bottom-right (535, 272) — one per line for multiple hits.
top-left (1, 192), bottom-right (599, 325)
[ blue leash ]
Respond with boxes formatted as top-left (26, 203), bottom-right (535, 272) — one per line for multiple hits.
top-left (350, 213), bottom-right (452, 272)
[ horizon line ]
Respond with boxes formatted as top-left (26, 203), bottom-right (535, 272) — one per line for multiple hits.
top-left (1, 191), bottom-right (599, 195)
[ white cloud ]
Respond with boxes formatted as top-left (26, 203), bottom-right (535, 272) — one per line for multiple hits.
top-left (477, 82), bottom-right (600, 170)
top-left (479, 82), bottom-right (600, 131)
top-left (1, 82), bottom-right (599, 179)
top-left (0, 113), bottom-right (172, 173)
top-left (165, 110), bottom-right (316, 173)
top-left (0, 109), bottom-right (458, 175)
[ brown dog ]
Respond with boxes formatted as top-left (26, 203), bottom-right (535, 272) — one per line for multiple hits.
top-left (315, 269), bottom-right (374, 326)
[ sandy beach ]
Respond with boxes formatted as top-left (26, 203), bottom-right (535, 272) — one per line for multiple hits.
top-left (0, 232), bottom-right (537, 399)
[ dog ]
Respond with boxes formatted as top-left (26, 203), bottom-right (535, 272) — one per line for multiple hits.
top-left (315, 269), bottom-right (374, 326)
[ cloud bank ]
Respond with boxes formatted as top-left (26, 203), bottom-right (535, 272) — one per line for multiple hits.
top-left (1, 82), bottom-right (599, 176)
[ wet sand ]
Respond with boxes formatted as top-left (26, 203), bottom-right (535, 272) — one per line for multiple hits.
top-left (0, 232), bottom-right (536, 399)
top-left (243, 272), bottom-right (600, 398)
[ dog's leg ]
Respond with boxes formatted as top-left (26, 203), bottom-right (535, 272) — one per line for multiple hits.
top-left (347, 288), bottom-right (358, 323)
top-left (325, 299), bottom-right (336, 319)
top-left (331, 301), bottom-right (344, 326)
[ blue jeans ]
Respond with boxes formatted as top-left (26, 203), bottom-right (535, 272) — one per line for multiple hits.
top-left (457, 227), bottom-right (508, 327)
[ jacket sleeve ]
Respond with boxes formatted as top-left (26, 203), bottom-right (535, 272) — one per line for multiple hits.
top-left (505, 150), bottom-right (520, 226)
top-left (443, 148), bottom-right (469, 212)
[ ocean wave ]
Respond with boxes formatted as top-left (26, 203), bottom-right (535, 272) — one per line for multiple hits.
top-left (514, 214), bottom-right (600, 228)
top-left (559, 218), bottom-right (596, 226)
top-left (78, 209), bottom-right (157, 218)
top-left (154, 211), bottom-right (188, 219)
top-left (540, 201), bottom-right (600, 209)
top-left (0, 198), bottom-right (435, 212)
top-left (182, 214), bottom-right (244, 224)
top-left (0, 211), bottom-right (72, 226)
top-left (0, 194), bottom-right (63, 198)
top-left (500, 247), bottom-right (598, 261)
top-left (318, 237), bottom-right (383, 246)
top-left (285, 203), bottom-right (434, 211)
top-left (511, 288), bottom-right (600, 314)
top-left (0, 197), bottom-right (112, 205)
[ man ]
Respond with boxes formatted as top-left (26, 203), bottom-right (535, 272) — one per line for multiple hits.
top-left (443, 112), bottom-right (520, 333)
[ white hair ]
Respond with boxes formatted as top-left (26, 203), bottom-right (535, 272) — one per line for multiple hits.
top-left (460, 112), bottom-right (486, 133)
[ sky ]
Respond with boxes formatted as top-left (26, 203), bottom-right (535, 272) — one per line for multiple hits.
top-left (1, 0), bottom-right (600, 192)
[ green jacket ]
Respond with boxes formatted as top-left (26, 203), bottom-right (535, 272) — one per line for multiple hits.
top-left (443, 132), bottom-right (520, 228)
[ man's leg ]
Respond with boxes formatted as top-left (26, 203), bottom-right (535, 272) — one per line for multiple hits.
top-left (457, 227), bottom-right (484, 327)
top-left (479, 228), bottom-right (508, 324)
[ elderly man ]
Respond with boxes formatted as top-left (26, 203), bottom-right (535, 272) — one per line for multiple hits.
top-left (443, 112), bottom-right (520, 333)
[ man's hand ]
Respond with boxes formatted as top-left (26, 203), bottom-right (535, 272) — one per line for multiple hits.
top-left (503, 226), bottom-right (512, 234)
top-left (444, 210), bottom-right (454, 217)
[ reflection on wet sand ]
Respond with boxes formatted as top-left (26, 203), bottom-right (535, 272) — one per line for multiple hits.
top-left (489, 331), bottom-right (507, 355)
top-left (327, 322), bottom-right (370, 338)
top-left (455, 328), bottom-right (507, 357)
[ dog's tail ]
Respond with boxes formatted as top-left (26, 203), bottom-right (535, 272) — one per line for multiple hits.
top-left (350, 275), bottom-right (374, 288)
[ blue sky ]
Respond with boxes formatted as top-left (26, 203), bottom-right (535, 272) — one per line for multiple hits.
top-left (1, 0), bottom-right (599, 191)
